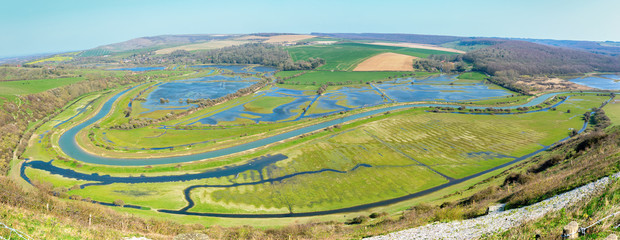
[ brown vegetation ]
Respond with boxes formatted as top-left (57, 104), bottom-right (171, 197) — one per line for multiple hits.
top-left (490, 70), bottom-right (593, 94)
top-left (464, 40), bottom-right (620, 75)
top-left (263, 35), bottom-right (315, 43)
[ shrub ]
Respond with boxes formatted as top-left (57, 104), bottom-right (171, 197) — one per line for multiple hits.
top-left (345, 216), bottom-right (369, 225)
top-left (502, 173), bottom-right (532, 186)
top-left (528, 154), bottom-right (563, 173)
top-left (369, 212), bottom-right (387, 218)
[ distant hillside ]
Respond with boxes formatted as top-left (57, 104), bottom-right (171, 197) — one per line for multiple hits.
top-left (95, 34), bottom-right (236, 52)
top-left (463, 40), bottom-right (620, 75)
top-left (312, 32), bottom-right (471, 45)
top-left (314, 33), bottom-right (620, 56)
top-left (515, 38), bottom-right (620, 56)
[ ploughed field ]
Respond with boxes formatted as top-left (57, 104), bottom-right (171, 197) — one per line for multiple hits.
top-left (18, 62), bottom-right (615, 222)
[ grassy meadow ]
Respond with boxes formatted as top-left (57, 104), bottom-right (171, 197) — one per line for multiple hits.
top-left (21, 82), bottom-right (611, 216)
top-left (280, 71), bottom-right (410, 85)
top-left (0, 77), bottom-right (85, 103)
top-left (12, 38), bottom-right (617, 228)
top-left (603, 99), bottom-right (620, 125)
top-left (287, 42), bottom-right (456, 71)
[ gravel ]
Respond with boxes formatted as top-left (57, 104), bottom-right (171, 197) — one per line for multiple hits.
top-left (366, 172), bottom-right (620, 240)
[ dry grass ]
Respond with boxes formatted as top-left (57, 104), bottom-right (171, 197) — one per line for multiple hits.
top-left (515, 77), bottom-right (593, 93)
top-left (155, 40), bottom-right (250, 54)
top-left (353, 52), bottom-right (417, 71)
top-left (235, 35), bottom-right (269, 41)
top-left (264, 35), bottom-right (316, 43)
top-left (366, 42), bottom-right (465, 54)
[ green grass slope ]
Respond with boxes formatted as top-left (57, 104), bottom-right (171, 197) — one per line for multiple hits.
top-left (287, 42), bottom-right (457, 71)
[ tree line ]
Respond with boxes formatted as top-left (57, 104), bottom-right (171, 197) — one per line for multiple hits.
top-left (418, 39), bottom-right (620, 94)
top-left (413, 55), bottom-right (467, 73)
top-left (112, 43), bottom-right (325, 71)
top-left (463, 40), bottom-right (620, 75)
top-left (0, 65), bottom-right (78, 81)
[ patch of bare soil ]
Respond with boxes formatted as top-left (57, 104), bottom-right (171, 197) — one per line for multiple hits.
top-left (353, 52), bottom-right (417, 71)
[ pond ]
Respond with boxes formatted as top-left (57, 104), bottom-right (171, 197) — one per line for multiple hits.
top-left (569, 75), bottom-right (620, 90)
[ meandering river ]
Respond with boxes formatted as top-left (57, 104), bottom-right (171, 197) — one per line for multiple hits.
top-left (22, 79), bottom-right (616, 217)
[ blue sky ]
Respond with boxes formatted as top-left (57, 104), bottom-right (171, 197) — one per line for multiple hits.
top-left (1, 0), bottom-right (619, 57)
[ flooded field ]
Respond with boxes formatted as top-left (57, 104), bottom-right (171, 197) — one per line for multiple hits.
top-left (139, 75), bottom-right (260, 113)
top-left (179, 74), bottom-right (512, 125)
top-left (569, 75), bottom-right (620, 90)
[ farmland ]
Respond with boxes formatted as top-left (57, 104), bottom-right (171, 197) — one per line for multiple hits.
top-left (0, 77), bottom-right (85, 104)
top-left (287, 42), bottom-right (457, 71)
top-left (9, 35), bottom-right (619, 232)
top-left (26, 55), bottom-right (73, 64)
top-left (263, 34), bottom-right (316, 43)
top-left (604, 99), bottom-right (620, 125)
top-left (0, 77), bottom-right (85, 95)
top-left (279, 71), bottom-right (413, 85)
top-left (18, 68), bottom-right (612, 219)
top-left (353, 52), bottom-right (417, 71)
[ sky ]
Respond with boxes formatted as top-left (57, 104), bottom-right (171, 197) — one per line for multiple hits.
top-left (1, 0), bottom-right (619, 58)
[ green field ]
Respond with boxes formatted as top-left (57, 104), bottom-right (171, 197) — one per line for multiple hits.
top-left (79, 49), bottom-right (112, 57)
top-left (287, 42), bottom-right (457, 71)
top-left (0, 77), bottom-right (85, 103)
top-left (274, 70), bottom-right (306, 78)
top-left (603, 99), bottom-right (620, 125)
top-left (11, 42), bottom-right (615, 229)
top-left (187, 96), bottom-right (602, 212)
top-left (21, 84), bottom-right (610, 215)
top-left (243, 96), bottom-right (295, 114)
top-left (280, 71), bottom-right (411, 85)
top-left (0, 77), bottom-right (85, 95)
top-left (458, 71), bottom-right (488, 81)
